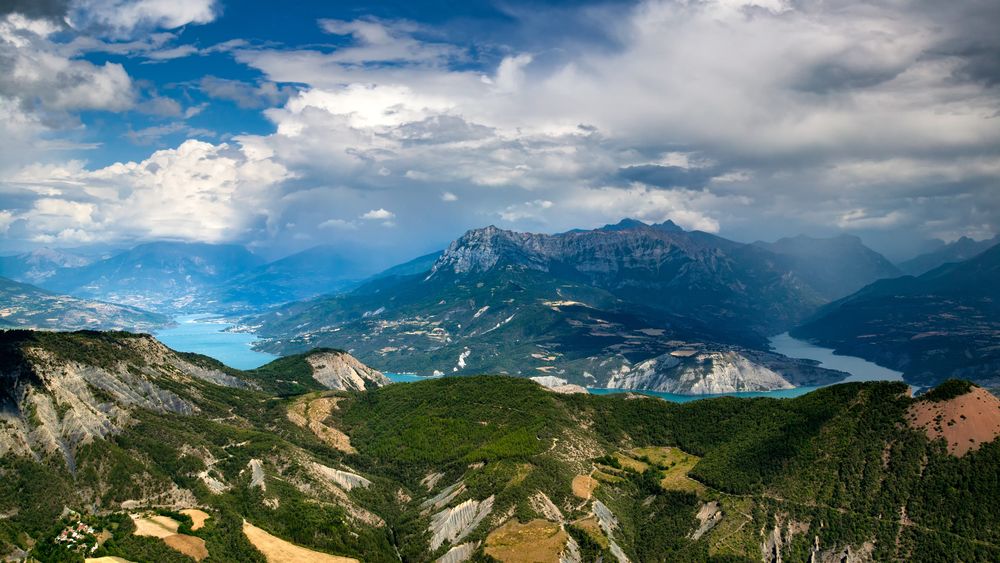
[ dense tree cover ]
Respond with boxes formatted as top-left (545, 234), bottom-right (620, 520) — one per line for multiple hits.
top-left (918, 378), bottom-right (976, 402)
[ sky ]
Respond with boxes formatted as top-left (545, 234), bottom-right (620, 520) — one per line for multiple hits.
top-left (0, 0), bottom-right (998, 266)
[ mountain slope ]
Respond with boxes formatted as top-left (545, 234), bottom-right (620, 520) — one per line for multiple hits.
top-left (209, 245), bottom-right (369, 312)
top-left (0, 330), bottom-right (394, 561)
top-left (0, 248), bottom-right (94, 285)
top-left (898, 236), bottom-right (999, 276)
top-left (754, 234), bottom-right (901, 300)
top-left (250, 221), bottom-right (847, 390)
top-left (0, 277), bottom-right (168, 331)
top-left (1, 331), bottom-right (998, 563)
top-left (42, 242), bottom-right (264, 312)
top-left (793, 244), bottom-right (1000, 389)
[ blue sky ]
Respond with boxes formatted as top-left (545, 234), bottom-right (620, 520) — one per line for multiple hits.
top-left (1, 0), bottom-right (999, 266)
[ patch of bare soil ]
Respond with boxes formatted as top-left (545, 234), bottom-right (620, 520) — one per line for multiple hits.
top-left (243, 520), bottom-right (359, 563)
top-left (288, 396), bottom-right (356, 453)
top-left (485, 519), bottom-right (569, 562)
top-left (906, 387), bottom-right (1000, 456)
top-left (130, 514), bottom-right (179, 538)
top-left (571, 475), bottom-right (598, 499)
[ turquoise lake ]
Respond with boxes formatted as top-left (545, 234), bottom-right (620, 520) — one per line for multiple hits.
top-left (155, 315), bottom-right (277, 370)
top-left (156, 317), bottom-right (904, 402)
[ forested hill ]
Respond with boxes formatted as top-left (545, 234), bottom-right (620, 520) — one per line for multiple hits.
top-left (1, 330), bottom-right (998, 562)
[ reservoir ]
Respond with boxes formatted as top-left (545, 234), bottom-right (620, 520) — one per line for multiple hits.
top-left (768, 332), bottom-right (904, 383)
top-left (155, 314), bottom-right (277, 370)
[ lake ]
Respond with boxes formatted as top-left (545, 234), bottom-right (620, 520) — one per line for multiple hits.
top-left (768, 332), bottom-right (904, 383)
top-left (155, 314), bottom-right (277, 370)
top-left (157, 318), bottom-right (903, 402)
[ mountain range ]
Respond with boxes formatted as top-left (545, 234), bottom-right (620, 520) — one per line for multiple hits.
top-left (897, 234), bottom-right (1000, 276)
top-left (1, 330), bottom-right (997, 562)
top-left (0, 276), bottom-right (167, 331)
top-left (793, 242), bottom-right (1000, 391)
top-left (247, 220), bottom-right (906, 391)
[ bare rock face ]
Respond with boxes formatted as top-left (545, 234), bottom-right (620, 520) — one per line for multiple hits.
top-left (0, 332), bottom-right (254, 469)
top-left (306, 351), bottom-right (390, 391)
top-left (428, 496), bottom-right (495, 551)
top-left (607, 351), bottom-right (794, 394)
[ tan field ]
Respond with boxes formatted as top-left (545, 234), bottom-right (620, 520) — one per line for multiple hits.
top-left (130, 514), bottom-right (179, 538)
top-left (163, 534), bottom-right (208, 561)
top-left (630, 446), bottom-right (705, 493)
top-left (131, 513), bottom-right (208, 560)
top-left (571, 474), bottom-right (598, 499)
top-left (485, 519), bottom-right (569, 562)
top-left (181, 508), bottom-right (210, 531)
top-left (243, 520), bottom-right (359, 563)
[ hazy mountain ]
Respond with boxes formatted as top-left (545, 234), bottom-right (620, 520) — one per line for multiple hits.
top-left (0, 248), bottom-right (94, 285)
top-left (249, 220), bottom-right (853, 389)
top-left (42, 241), bottom-right (264, 312)
top-left (209, 245), bottom-right (371, 311)
top-left (754, 234), bottom-right (901, 300)
top-left (366, 250), bottom-right (442, 281)
top-left (793, 243), bottom-right (1000, 389)
top-left (0, 276), bottom-right (168, 331)
top-left (897, 235), bottom-right (1000, 276)
top-left (1, 330), bottom-right (997, 562)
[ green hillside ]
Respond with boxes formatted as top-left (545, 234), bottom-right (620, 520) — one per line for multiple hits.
top-left (1, 330), bottom-right (998, 562)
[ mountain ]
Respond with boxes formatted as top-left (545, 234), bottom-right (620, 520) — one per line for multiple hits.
top-left (249, 220), bottom-right (850, 390)
top-left (897, 235), bottom-right (1000, 276)
top-left (366, 250), bottom-right (442, 281)
top-left (754, 234), bottom-right (901, 300)
top-left (209, 245), bottom-right (370, 312)
top-left (42, 242), bottom-right (264, 312)
top-left (1, 330), bottom-right (998, 562)
top-left (0, 276), bottom-right (168, 331)
top-left (793, 243), bottom-right (1000, 390)
top-left (0, 248), bottom-right (94, 285)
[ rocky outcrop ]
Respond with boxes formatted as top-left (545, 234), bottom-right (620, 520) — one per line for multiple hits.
top-left (309, 462), bottom-right (372, 491)
top-left (305, 351), bottom-right (390, 391)
top-left (607, 350), bottom-right (794, 394)
top-left (436, 542), bottom-right (478, 563)
top-left (530, 376), bottom-right (588, 395)
top-left (428, 496), bottom-right (495, 551)
top-left (690, 501), bottom-right (722, 540)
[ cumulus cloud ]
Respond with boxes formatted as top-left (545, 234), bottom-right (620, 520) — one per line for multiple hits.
top-left (4, 139), bottom-right (290, 244)
top-left (200, 76), bottom-right (296, 109)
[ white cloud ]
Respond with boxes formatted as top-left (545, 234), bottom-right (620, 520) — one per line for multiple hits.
top-left (319, 218), bottom-right (357, 230)
top-left (441, 191), bottom-right (458, 202)
top-left (361, 208), bottom-right (395, 221)
top-left (7, 139), bottom-right (291, 244)
top-left (69, 0), bottom-right (218, 38)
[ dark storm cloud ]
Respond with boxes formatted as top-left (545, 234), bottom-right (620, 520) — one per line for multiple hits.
top-left (0, 0), bottom-right (69, 21)
top-left (617, 165), bottom-right (716, 189)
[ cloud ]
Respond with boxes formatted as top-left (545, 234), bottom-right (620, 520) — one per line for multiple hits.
top-left (200, 76), bottom-right (295, 109)
top-left (441, 191), bottom-right (458, 202)
top-left (68, 0), bottom-right (217, 39)
top-left (5, 139), bottom-right (291, 244)
top-left (319, 218), bottom-right (356, 230)
top-left (361, 208), bottom-right (395, 220)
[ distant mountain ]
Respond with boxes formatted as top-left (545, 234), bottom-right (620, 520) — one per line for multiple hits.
top-left (249, 220), bottom-right (850, 390)
top-left (2, 329), bottom-right (998, 562)
top-left (366, 250), bottom-right (442, 281)
top-left (42, 241), bottom-right (264, 312)
top-left (0, 248), bottom-right (94, 285)
top-left (897, 235), bottom-right (1000, 276)
top-left (209, 245), bottom-right (369, 311)
top-left (793, 243), bottom-right (1000, 390)
top-left (0, 276), bottom-right (168, 331)
top-left (754, 234), bottom-right (901, 300)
